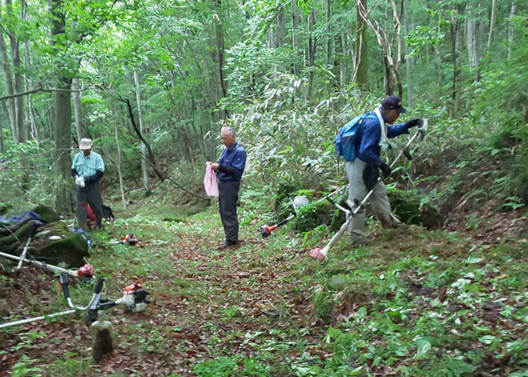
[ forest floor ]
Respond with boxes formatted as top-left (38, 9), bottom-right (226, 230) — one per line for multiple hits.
top-left (0, 193), bottom-right (527, 377)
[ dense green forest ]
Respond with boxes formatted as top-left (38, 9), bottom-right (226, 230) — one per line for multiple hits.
top-left (0, 0), bottom-right (527, 376)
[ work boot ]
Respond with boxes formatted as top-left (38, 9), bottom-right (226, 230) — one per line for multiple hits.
top-left (218, 240), bottom-right (238, 250)
top-left (349, 233), bottom-right (369, 246)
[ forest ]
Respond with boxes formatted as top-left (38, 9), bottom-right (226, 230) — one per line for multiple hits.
top-left (0, 0), bottom-right (527, 376)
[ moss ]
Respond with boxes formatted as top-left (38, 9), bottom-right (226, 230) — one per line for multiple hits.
top-left (0, 203), bottom-right (13, 216)
top-left (31, 205), bottom-right (60, 223)
top-left (0, 219), bottom-right (40, 252)
top-left (32, 222), bottom-right (90, 268)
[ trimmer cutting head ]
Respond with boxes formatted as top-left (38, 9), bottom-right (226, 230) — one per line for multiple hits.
top-left (418, 118), bottom-right (428, 143)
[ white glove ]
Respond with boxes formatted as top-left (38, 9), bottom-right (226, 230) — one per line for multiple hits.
top-left (75, 175), bottom-right (85, 187)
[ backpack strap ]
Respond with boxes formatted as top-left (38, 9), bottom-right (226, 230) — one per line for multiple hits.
top-left (373, 108), bottom-right (387, 146)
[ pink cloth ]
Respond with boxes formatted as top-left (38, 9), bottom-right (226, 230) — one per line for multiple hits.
top-left (204, 165), bottom-right (219, 197)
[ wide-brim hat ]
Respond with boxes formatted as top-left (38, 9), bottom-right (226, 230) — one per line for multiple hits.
top-left (79, 138), bottom-right (93, 150)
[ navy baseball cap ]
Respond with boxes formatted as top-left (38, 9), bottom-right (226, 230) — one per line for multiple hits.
top-left (381, 96), bottom-right (407, 114)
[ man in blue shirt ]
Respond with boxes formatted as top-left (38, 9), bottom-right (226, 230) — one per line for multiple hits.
top-left (347, 96), bottom-right (421, 245)
top-left (207, 127), bottom-right (247, 250)
top-left (71, 138), bottom-right (105, 231)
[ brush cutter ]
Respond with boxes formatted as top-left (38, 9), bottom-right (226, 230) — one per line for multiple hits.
top-left (0, 275), bottom-right (151, 329)
top-left (0, 276), bottom-right (105, 329)
top-left (259, 188), bottom-right (349, 238)
top-left (310, 119), bottom-right (429, 261)
top-left (108, 233), bottom-right (142, 247)
top-left (58, 274), bottom-right (150, 324)
top-left (15, 238), bottom-right (32, 270)
top-left (0, 250), bottom-right (95, 279)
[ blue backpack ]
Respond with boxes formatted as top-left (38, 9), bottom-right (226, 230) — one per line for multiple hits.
top-left (334, 113), bottom-right (376, 162)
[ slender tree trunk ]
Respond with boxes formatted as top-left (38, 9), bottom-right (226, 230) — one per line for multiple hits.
top-left (72, 78), bottom-right (83, 141)
top-left (487, 0), bottom-right (496, 50)
top-left (110, 100), bottom-right (126, 210)
top-left (0, 105), bottom-right (4, 153)
top-left (507, 1), bottom-right (516, 59)
top-left (276, 9), bottom-right (286, 48)
top-left (355, 0), bottom-right (368, 88)
top-left (434, 30), bottom-right (443, 98)
top-left (450, 6), bottom-right (464, 117)
top-left (3, 0), bottom-right (24, 145)
top-left (291, 0), bottom-right (298, 76)
top-left (0, 33), bottom-right (17, 139)
top-left (24, 41), bottom-right (39, 148)
top-left (214, 0), bottom-right (228, 120)
top-left (384, 56), bottom-right (393, 95)
top-left (7, 0), bottom-right (29, 190)
top-left (340, 34), bottom-right (347, 86)
top-left (467, 3), bottom-right (482, 81)
top-left (326, 0), bottom-right (331, 66)
top-left (307, 10), bottom-right (316, 101)
top-left (391, 0), bottom-right (403, 99)
top-left (404, 0), bottom-right (414, 108)
top-left (134, 71), bottom-right (150, 193)
top-left (50, 0), bottom-right (75, 214)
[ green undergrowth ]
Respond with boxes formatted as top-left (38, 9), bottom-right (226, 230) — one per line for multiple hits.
top-left (2, 194), bottom-right (527, 376)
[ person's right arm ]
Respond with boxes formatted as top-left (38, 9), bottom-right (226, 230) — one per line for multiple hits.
top-left (71, 154), bottom-right (79, 178)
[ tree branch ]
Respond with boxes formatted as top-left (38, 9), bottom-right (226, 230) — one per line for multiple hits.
top-left (118, 97), bottom-right (166, 182)
top-left (0, 84), bottom-right (82, 101)
top-left (140, 154), bottom-right (210, 202)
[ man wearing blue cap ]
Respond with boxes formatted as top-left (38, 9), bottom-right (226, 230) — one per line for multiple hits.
top-left (347, 95), bottom-right (421, 245)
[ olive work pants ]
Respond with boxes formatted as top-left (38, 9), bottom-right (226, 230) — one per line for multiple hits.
top-left (346, 159), bottom-right (401, 241)
top-left (76, 181), bottom-right (103, 230)
top-left (218, 180), bottom-right (240, 244)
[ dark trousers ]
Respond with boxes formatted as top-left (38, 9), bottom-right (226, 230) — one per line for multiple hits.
top-left (218, 180), bottom-right (240, 243)
top-left (76, 181), bottom-right (103, 229)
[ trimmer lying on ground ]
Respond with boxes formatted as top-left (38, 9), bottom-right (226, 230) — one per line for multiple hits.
top-left (0, 275), bottom-right (150, 329)
top-left (310, 119), bottom-right (429, 261)
top-left (0, 249), bottom-right (95, 279)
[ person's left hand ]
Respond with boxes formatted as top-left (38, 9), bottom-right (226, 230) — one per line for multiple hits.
top-left (405, 118), bottom-right (421, 129)
top-left (210, 163), bottom-right (219, 171)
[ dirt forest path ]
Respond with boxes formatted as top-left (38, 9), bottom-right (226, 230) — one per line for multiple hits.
top-left (1, 202), bottom-right (527, 376)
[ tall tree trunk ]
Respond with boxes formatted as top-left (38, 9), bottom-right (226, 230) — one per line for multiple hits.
top-left (276, 9), bottom-right (285, 48)
top-left (340, 34), bottom-right (347, 86)
top-left (384, 56), bottom-right (393, 95)
top-left (392, 0), bottom-right (403, 99)
top-left (24, 41), bottom-right (39, 148)
top-left (307, 10), bottom-right (316, 101)
top-left (404, 0), bottom-right (414, 108)
top-left (214, 0), bottom-right (228, 120)
top-left (450, 5), bottom-right (464, 117)
top-left (0, 33), bottom-right (17, 139)
top-left (51, 0), bottom-right (75, 214)
top-left (326, 0), bottom-right (331, 66)
top-left (291, 0), bottom-right (298, 76)
top-left (4, 0), bottom-right (24, 144)
top-left (0, 105), bottom-right (4, 153)
top-left (467, 3), bottom-right (482, 81)
top-left (110, 100), bottom-right (126, 210)
top-left (72, 78), bottom-right (83, 141)
top-left (7, 0), bottom-right (29, 190)
top-left (355, 0), bottom-right (368, 88)
top-left (134, 71), bottom-right (150, 193)
top-left (487, 0), bottom-right (496, 50)
top-left (507, 1), bottom-right (516, 59)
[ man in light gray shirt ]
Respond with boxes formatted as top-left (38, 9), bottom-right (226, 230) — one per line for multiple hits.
top-left (71, 138), bottom-right (105, 231)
